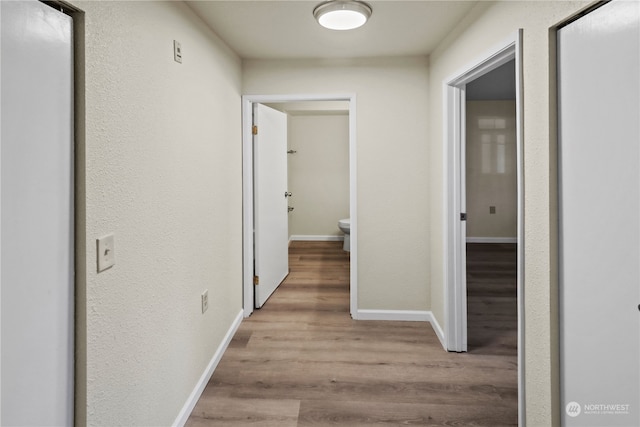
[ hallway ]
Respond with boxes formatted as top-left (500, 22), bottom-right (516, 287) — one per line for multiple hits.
top-left (187, 241), bottom-right (517, 426)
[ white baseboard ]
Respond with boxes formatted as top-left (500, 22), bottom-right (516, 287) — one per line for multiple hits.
top-left (173, 309), bottom-right (243, 427)
top-left (428, 313), bottom-right (447, 351)
top-left (356, 310), bottom-right (446, 350)
top-left (466, 237), bottom-right (517, 244)
top-left (289, 235), bottom-right (344, 242)
top-left (357, 309), bottom-right (431, 322)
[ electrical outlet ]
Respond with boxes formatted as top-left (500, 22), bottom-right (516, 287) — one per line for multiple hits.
top-left (173, 40), bottom-right (182, 63)
top-left (201, 290), bottom-right (209, 314)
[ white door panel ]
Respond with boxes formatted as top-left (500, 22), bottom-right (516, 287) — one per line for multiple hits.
top-left (1, 1), bottom-right (74, 425)
top-left (254, 104), bottom-right (289, 308)
top-left (559, 1), bottom-right (640, 425)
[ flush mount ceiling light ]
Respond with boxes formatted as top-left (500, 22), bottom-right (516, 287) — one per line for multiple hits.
top-left (313, 0), bottom-right (373, 31)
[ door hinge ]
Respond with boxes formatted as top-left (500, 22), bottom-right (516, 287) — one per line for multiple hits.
top-left (254, 275), bottom-right (259, 285)
top-left (460, 213), bottom-right (467, 221)
top-left (252, 125), bottom-right (258, 135)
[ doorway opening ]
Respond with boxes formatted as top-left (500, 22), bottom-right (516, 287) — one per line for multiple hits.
top-left (443, 32), bottom-right (524, 425)
top-left (242, 94), bottom-right (358, 319)
top-left (265, 101), bottom-right (350, 245)
top-left (464, 60), bottom-right (518, 354)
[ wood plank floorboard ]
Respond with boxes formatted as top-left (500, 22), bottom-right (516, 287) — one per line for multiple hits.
top-left (466, 243), bottom-right (518, 357)
top-left (186, 241), bottom-right (517, 426)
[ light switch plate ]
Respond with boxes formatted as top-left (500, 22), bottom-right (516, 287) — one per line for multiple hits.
top-left (97, 234), bottom-right (115, 272)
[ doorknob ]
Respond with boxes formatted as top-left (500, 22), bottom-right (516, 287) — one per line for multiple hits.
top-left (288, 206), bottom-right (294, 212)
top-left (285, 192), bottom-right (292, 198)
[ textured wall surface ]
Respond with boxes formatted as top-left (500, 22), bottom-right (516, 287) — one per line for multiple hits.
top-left (288, 114), bottom-right (350, 238)
top-left (72, 1), bottom-right (243, 425)
top-left (244, 57), bottom-right (430, 311)
top-left (427, 1), bottom-right (592, 425)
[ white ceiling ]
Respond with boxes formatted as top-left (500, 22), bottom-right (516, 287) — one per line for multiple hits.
top-left (185, 1), bottom-right (479, 60)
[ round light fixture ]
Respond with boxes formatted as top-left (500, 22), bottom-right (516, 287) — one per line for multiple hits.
top-left (313, 0), bottom-right (372, 31)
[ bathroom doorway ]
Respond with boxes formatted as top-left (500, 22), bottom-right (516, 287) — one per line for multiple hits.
top-left (265, 101), bottom-right (350, 245)
top-left (242, 94), bottom-right (358, 319)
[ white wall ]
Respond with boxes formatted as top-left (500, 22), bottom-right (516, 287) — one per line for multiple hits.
top-left (71, 1), bottom-right (243, 425)
top-left (466, 100), bottom-right (517, 240)
top-left (244, 57), bottom-right (430, 310)
top-left (427, 1), bottom-right (592, 425)
top-left (288, 113), bottom-right (349, 239)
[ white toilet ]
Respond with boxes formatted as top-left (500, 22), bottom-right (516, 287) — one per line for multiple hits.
top-left (338, 218), bottom-right (350, 252)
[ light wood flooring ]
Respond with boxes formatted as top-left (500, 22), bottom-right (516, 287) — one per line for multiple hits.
top-left (186, 241), bottom-right (517, 426)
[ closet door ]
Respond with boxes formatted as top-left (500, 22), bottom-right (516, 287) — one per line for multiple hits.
top-left (558, 1), bottom-right (639, 426)
top-left (1, 1), bottom-right (74, 424)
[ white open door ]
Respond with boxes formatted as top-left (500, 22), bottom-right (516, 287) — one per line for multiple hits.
top-left (253, 104), bottom-right (289, 308)
top-left (559, 1), bottom-right (640, 425)
top-left (1, 1), bottom-right (74, 424)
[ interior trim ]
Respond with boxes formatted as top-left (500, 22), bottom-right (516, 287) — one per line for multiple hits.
top-left (172, 309), bottom-right (243, 427)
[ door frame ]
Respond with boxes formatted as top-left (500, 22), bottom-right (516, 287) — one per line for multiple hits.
top-left (442, 30), bottom-right (525, 424)
top-left (242, 94), bottom-right (358, 318)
